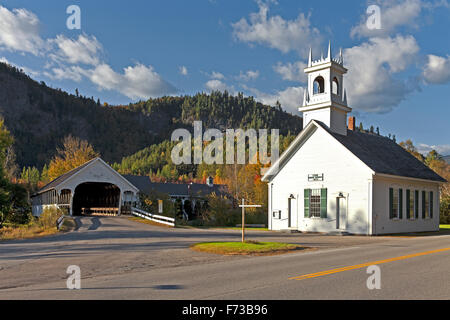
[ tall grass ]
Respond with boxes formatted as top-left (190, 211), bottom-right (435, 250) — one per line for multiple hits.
top-left (0, 207), bottom-right (63, 241)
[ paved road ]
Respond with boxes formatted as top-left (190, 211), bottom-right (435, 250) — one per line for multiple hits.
top-left (0, 216), bottom-right (449, 299)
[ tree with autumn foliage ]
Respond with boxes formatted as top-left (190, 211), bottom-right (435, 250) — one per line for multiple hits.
top-left (0, 119), bottom-right (30, 228)
top-left (48, 135), bottom-right (99, 181)
top-left (399, 139), bottom-right (425, 162)
top-left (399, 140), bottom-right (450, 223)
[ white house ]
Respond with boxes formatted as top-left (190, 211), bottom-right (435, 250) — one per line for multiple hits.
top-left (262, 43), bottom-right (446, 235)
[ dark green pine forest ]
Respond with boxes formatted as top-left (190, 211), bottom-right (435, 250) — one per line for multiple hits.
top-left (0, 62), bottom-right (303, 174)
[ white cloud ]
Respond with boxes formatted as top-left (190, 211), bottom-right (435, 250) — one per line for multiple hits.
top-left (0, 6), bottom-right (45, 55)
top-left (417, 143), bottom-right (450, 155)
top-left (43, 66), bottom-right (84, 82)
top-left (344, 35), bottom-right (420, 113)
top-left (0, 5), bottom-right (178, 101)
top-left (232, 0), bottom-right (321, 57)
top-left (205, 79), bottom-right (234, 93)
top-left (247, 85), bottom-right (304, 114)
top-left (351, 0), bottom-right (422, 38)
top-left (273, 61), bottom-right (307, 82)
top-left (423, 54), bottom-right (450, 84)
top-left (49, 34), bottom-right (102, 66)
top-left (87, 63), bottom-right (177, 100)
top-left (237, 70), bottom-right (260, 81)
top-left (210, 71), bottom-right (225, 80)
top-left (351, 0), bottom-right (450, 38)
top-left (179, 66), bottom-right (188, 76)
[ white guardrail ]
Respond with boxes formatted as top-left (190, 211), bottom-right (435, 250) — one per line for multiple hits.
top-left (56, 215), bottom-right (66, 230)
top-left (131, 207), bottom-right (175, 227)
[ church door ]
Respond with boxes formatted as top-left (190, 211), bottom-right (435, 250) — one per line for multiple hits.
top-left (288, 196), bottom-right (297, 228)
top-left (336, 197), bottom-right (347, 230)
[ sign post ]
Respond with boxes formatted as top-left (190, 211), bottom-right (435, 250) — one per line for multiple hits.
top-left (239, 199), bottom-right (262, 243)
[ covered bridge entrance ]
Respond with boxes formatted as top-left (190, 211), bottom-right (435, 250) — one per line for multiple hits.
top-left (31, 158), bottom-right (139, 217)
top-left (72, 182), bottom-right (121, 216)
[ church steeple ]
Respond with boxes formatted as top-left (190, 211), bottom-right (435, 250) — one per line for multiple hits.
top-left (327, 41), bottom-right (331, 61)
top-left (299, 42), bottom-right (352, 135)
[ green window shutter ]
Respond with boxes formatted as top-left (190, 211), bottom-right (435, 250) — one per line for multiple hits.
top-left (304, 189), bottom-right (310, 218)
top-left (430, 191), bottom-right (433, 219)
top-left (389, 188), bottom-right (393, 219)
top-left (406, 189), bottom-right (410, 219)
top-left (415, 190), bottom-right (419, 219)
top-left (399, 189), bottom-right (403, 219)
top-left (422, 191), bottom-right (426, 219)
top-left (320, 188), bottom-right (327, 219)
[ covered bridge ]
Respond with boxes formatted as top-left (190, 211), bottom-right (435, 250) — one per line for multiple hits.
top-left (31, 158), bottom-right (228, 219)
top-left (31, 158), bottom-right (139, 216)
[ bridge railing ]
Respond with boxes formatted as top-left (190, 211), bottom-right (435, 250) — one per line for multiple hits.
top-left (131, 207), bottom-right (175, 227)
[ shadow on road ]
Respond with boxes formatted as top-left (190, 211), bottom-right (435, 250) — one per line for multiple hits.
top-left (88, 217), bottom-right (101, 231)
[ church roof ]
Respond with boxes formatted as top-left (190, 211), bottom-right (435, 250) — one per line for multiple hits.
top-left (315, 121), bottom-right (446, 182)
top-left (263, 120), bottom-right (446, 183)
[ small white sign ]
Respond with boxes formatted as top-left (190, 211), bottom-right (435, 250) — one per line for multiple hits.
top-left (158, 200), bottom-right (163, 214)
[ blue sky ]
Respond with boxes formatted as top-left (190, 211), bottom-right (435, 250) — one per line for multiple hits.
top-left (0, 0), bottom-right (449, 154)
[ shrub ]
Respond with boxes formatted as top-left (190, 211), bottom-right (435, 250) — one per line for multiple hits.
top-left (440, 196), bottom-right (450, 224)
top-left (38, 207), bottom-right (63, 229)
top-left (202, 194), bottom-right (239, 227)
top-left (139, 191), bottom-right (176, 218)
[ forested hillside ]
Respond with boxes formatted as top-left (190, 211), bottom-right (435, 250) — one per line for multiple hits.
top-left (0, 62), bottom-right (302, 170)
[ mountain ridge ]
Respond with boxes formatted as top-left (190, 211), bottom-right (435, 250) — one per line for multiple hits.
top-left (0, 62), bottom-right (303, 170)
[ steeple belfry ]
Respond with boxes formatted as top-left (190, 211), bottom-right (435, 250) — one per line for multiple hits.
top-left (299, 42), bottom-right (352, 135)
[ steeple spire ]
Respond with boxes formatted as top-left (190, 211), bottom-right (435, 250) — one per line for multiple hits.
top-left (327, 41), bottom-right (331, 61)
top-left (308, 47), bottom-right (312, 67)
top-left (339, 48), bottom-right (343, 64)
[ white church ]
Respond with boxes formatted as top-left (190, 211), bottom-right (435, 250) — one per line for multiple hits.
top-left (262, 43), bottom-right (446, 235)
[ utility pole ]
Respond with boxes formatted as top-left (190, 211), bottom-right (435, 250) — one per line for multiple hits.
top-left (239, 199), bottom-right (262, 243)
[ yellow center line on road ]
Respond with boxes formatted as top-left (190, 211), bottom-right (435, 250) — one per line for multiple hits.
top-left (289, 247), bottom-right (450, 281)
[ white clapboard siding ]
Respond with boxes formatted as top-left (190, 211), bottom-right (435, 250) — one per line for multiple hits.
top-left (269, 127), bottom-right (373, 234)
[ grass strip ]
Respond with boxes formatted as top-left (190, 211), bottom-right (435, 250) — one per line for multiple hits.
top-left (191, 241), bottom-right (307, 256)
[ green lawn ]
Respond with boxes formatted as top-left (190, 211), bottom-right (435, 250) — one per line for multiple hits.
top-left (440, 225), bottom-right (450, 229)
top-left (191, 241), bottom-right (306, 256)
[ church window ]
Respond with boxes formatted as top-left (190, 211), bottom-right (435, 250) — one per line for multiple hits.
top-left (389, 188), bottom-right (400, 219)
top-left (430, 191), bottom-right (433, 218)
top-left (406, 189), bottom-right (415, 220)
top-left (304, 188), bottom-right (327, 218)
top-left (422, 191), bottom-right (430, 218)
